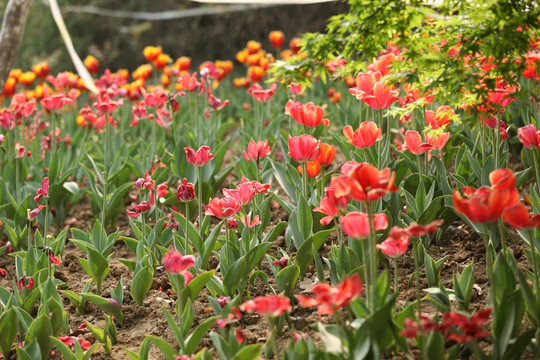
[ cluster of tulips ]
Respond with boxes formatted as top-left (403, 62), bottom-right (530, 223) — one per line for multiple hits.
top-left (0, 19), bottom-right (539, 360)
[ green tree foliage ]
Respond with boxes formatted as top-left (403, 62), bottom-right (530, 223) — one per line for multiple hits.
top-left (270, 0), bottom-right (540, 108)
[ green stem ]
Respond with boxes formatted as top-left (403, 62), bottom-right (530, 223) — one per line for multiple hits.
top-left (531, 150), bottom-right (540, 194)
top-left (182, 205), bottom-right (188, 251)
top-left (197, 166), bottom-right (203, 233)
top-left (44, 199), bottom-right (51, 279)
top-left (335, 217), bottom-right (344, 246)
top-left (366, 202), bottom-right (377, 313)
top-left (495, 111), bottom-right (501, 167)
top-left (301, 162), bottom-right (308, 201)
top-left (412, 238), bottom-right (422, 323)
top-left (497, 219), bottom-right (507, 255)
top-left (481, 121), bottom-right (486, 164)
top-left (481, 224), bottom-right (493, 284)
top-left (51, 112), bottom-right (57, 163)
top-left (359, 237), bottom-right (370, 305)
top-left (394, 257), bottom-right (399, 296)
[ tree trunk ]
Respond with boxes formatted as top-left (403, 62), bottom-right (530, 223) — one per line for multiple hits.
top-left (0, 0), bottom-right (33, 90)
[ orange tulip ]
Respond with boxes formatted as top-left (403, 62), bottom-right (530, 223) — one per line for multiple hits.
top-left (288, 134), bottom-right (321, 163)
top-left (331, 162), bottom-right (398, 202)
top-left (269, 30), bottom-right (285, 49)
top-left (246, 40), bottom-right (262, 54)
top-left (297, 160), bottom-right (321, 178)
top-left (32, 62), bottom-right (50, 79)
top-left (143, 45), bottom-right (162, 62)
top-left (175, 56), bottom-right (192, 71)
top-left (318, 143), bottom-right (336, 166)
top-left (83, 55), bottom-right (100, 75)
top-left (154, 53), bottom-right (171, 70)
top-left (18, 72), bottom-right (36, 87)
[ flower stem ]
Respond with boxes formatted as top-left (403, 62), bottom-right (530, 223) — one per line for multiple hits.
top-left (482, 224), bottom-right (493, 284)
top-left (197, 166), bottom-right (203, 234)
top-left (412, 238), bottom-right (422, 323)
top-left (394, 257), bottom-right (399, 296)
top-left (301, 162), bottom-right (308, 201)
top-left (366, 202), bottom-right (377, 313)
top-left (531, 149), bottom-right (540, 194)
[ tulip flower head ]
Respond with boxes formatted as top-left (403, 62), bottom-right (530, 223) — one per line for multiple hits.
top-left (205, 197), bottom-right (241, 219)
top-left (343, 122), bottom-right (382, 149)
top-left (288, 134), bottom-right (321, 163)
top-left (184, 146), bottom-right (214, 167)
top-left (517, 124), bottom-right (540, 149)
top-left (331, 162), bottom-right (398, 202)
top-left (243, 140), bottom-right (271, 166)
top-left (341, 211), bottom-right (388, 239)
top-left (453, 169), bottom-right (518, 224)
top-left (240, 295), bottom-right (291, 317)
top-left (349, 71), bottom-right (399, 109)
top-left (163, 250), bottom-right (195, 274)
top-left (176, 178), bottom-right (195, 202)
top-left (286, 101), bottom-right (329, 127)
top-left (296, 274), bottom-right (363, 316)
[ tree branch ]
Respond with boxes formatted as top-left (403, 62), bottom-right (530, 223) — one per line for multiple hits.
top-left (0, 0), bottom-right (33, 90)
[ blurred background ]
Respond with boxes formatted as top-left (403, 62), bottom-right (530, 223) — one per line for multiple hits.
top-left (2, 0), bottom-right (348, 73)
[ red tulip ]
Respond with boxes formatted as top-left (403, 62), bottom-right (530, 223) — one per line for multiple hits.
top-left (184, 146), bottom-right (214, 167)
top-left (296, 274), bottom-right (363, 315)
top-left (502, 202), bottom-right (540, 229)
top-left (313, 197), bottom-right (340, 225)
top-left (40, 93), bottom-right (73, 111)
top-left (241, 215), bottom-right (262, 228)
top-left (240, 295), bottom-right (291, 317)
top-left (331, 162), bottom-right (398, 202)
top-left (241, 177), bottom-right (270, 194)
top-left (340, 211), bottom-right (388, 239)
top-left (176, 178), bottom-right (195, 202)
top-left (349, 71), bottom-right (399, 109)
top-left (376, 235), bottom-right (410, 257)
top-left (286, 100), bottom-right (329, 127)
top-left (425, 106), bottom-right (455, 129)
top-left (163, 250), bottom-right (195, 274)
top-left (517, 124), bottom-right (540, 149)
top-left (34, 177), bottom-right (49, 203)
top-left (398, 130), bottom-right (432, 155)
top-left (48, 250), bottom-right (62, 266)
top-left (248, 83), bottom-right (277, 102)
top-left (425, 132), bottom-right (450, 150)
top-left (288, 134), bottom-right (321, 163)
top-left (205, 197), bottom-right (241, 219)
top-left (343, 122), bottom-right (382, 149)
top-left (243, 140), bottom-right (271, 163)
top-left (453, 169), bottom-right (518, 224)
top-left (222, 182), bottom-right (256, 206)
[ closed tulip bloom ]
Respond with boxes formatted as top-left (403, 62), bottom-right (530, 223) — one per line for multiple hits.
top-left (398, 130), bottom-right (432, 155)
top-left (288, 134), bottom-right (321, 163)
top-left (205, 197), bottom-right (241, 219)
top-left (184, 146), bottom-right (214, 167)
top-left (40, 93), bottom-right (73, 111)
top-left (163, 250), bottom-right (195, 274)
top-left (243, 140), bottom-right (272, 163)
top-left (297, 160), bottom-right (321, 178)
top-left (176, 178), bottom-right (195, 202)
top-left (517, 124), bottom-right (540, 149)
top-left (343, 122), bottom-right (382, 149)
top-left (143, 46), bottom-right (162, 62)
top-left (318, 143), bottom-right (336, 166)
top-left (376, 236), bottom-right (410, 258)
top-left (269, 30), bottom-right (285, 49)
top-left (286, 101), bottom-right (329, 127)
top-left (340, 212), bottom-right (388, 239)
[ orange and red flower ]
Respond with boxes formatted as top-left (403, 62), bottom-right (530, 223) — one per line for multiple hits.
top-left (184, 146), bottom-right (214, 167)
top-left (340, 212), bottom-right (388, 239)
top-left (286, 100), bottom-right (329, 128)
top-left (331, 162), bottom-right (398, 202)
top-left (296, 274), bottom-right (363, 316)
top-left (349, 71), bottom-right (399, 109)
top-left (240, 295), bottom-right (291, 317)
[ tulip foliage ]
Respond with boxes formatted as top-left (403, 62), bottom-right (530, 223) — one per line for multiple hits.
top-left (1, 4), bottom-right (540, 359)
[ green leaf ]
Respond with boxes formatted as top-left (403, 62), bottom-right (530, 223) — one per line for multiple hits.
top-left (0, 308), bottom-right (18, 359)
top-left (50, 337), bottom-right (76, 360)
top-left (182, 270), bottom-right (216, 306)
top-left (297, 196), bottom-right (313, 240)
top-left (81, 293), bottom-right (125, 326)
top-left (185, 316), bottom-right (218, 354)
top-left (146, 335), bottom-right (177, 360)
top-left (231, 344), bottom-right (263, 360)
top-left (25, 314), bottom-right (52, 360)
top-left (276, 265), bottom-right (300, 297)
top-left (87, 247), bottom-right (110, 291)
top-left (131, 266), bottom-right (153, 306)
